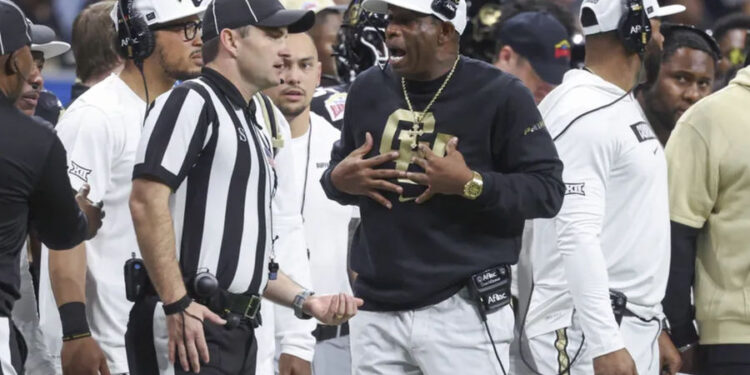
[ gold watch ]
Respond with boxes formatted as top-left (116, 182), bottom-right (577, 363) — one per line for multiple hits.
top-left (462, 171), bottom-right (483, 200)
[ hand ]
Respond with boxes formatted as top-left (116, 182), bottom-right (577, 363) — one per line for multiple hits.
top-left (279, 353), bottom-right (312, 375)
top-left (167, 302), bottom-right (226, 373)
top-left (331, 132), bottom-right (406, 209)
top-left (303, 293), bottom-right (364, 326)
top-left (678, 345), bottom-right (700, 374)
top-left (406, 137), bottom-right (473, 204)
top-left (61, 336), bottom-right (111, 375)
top-left (658, 331), bottom-right (682, 375)
top-left (75, 184), bottom-right (103, 239)
top-left (593, 348), bottom-right (638, 375)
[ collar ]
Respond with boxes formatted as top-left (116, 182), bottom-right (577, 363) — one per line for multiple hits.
top-left (201, 67), bottom-right (256, 111)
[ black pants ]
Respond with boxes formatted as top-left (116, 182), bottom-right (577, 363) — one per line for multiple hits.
top-left (701, 344), bottom-right (750, 375)
top-left (0, 316), bottom-right (26, 375)
top-left (126, 296), bottom-right (258, 375)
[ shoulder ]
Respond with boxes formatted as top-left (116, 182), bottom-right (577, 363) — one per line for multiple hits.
top-left (311, 112), bottom-right (340, 137)
top-left (1, 104), bottom-right (58, 149)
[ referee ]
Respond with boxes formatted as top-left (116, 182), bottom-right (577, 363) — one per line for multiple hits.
top-left (127, 0), bottom-right (361, 374)
top-left (0, 1), bottom-right (102, 373)
top-left (321, 0), bottom-right (564, 373)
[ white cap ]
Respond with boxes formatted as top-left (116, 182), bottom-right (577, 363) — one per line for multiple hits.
top-left (110, 0), bottom-right (209, 31)
top-left (642, 0), bottom-right (685, 18)
top-left (362, 0), bottom-right (467, 35)
top-left (29, 22), bottom-right (70, 59)
top-left (280, 0), bottom-right (346, 13)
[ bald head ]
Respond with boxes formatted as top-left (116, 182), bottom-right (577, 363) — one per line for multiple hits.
top-left (263, 32), bottom-right (322, 123)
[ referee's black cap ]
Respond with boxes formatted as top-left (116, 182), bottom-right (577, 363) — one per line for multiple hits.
top-left (0, 0), bottom-right (31, 56)
top-left (499, 11), bottom-right (570, 85)
top-left (202, 0), bottom-right (315, 42)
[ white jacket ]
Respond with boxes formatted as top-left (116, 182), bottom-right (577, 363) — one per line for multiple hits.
top-left (518, 69), bottom-right (670, 358)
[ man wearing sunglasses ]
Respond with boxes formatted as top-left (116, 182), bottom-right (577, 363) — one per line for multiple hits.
top-left (44, 1), bottom-right (207, 374)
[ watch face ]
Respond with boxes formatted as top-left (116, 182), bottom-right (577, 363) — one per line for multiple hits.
top-left (468, 184), bottom-right (481, 197)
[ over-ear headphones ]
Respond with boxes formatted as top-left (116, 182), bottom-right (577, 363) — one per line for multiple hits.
top-left (117, 0), bottom-right (155, 64)
top-left (431, 0), bottom-right (459, 20)
top-left (618, 0), bottom-right (651, 54)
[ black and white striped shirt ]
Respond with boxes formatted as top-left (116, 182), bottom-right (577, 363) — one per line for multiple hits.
top-left (134, 68), bottom-right (292, 295)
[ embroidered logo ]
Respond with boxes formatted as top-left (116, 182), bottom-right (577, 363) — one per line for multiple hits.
top-left (630, 123), bottom-right (656, 143)
top-left (69, 161), bottom-right (92, 183)
top-left (554, 40), bottom-right (571, 59)
top-left (324, 92), bottom-right (347, 122)
top-left (565, 183), bottom-right (585, 196)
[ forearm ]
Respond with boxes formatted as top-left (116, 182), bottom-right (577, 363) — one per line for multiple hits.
top-left (663, 221), bottom-right (700, 347)
top-left (560, 234), bottom-right (624, 358)
top-left (263, 271), bottom-right (305, 307)
top-left (130, 181), bottom-right (186, 304)
top-left (320, 166), bottom-right (358, 205)
top-left (49, 243), bottom-right (87, 306)
top-left (476, 166), bottom-right (564, 219)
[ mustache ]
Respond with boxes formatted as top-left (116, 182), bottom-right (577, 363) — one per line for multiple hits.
top-left (280, 86), bottom-right (306, 96)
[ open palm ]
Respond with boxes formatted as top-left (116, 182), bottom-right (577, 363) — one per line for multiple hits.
top-left (304, 293), bottom-right (364, 325)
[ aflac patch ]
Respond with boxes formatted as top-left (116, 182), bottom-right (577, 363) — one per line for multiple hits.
top-left (324, 92), bottom-right (348, 122)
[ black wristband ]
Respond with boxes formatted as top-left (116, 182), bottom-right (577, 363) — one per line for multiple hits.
top-left (163, 294), bottom-right (192, 315)
top-left (59, 302), bottom-right (91, 342)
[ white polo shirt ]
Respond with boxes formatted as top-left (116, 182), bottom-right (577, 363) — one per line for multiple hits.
top-left (39, 74), bottom-right (145, 374)
top-left (294, 112), bottom-right (355, 296)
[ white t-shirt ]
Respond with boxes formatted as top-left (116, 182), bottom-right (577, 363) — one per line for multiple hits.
top-left (519, 69), bottom-right (670, 358)
top-left (39, 74), bottom-right (145, 374)
top-left (293, 112), bottom-right (355, 296)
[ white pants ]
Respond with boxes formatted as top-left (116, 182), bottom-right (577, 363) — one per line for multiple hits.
top-left (512, 315), bottom-right (661, 375)
top-left (313, 335), bottom-right (351, 375)
top-left (350, 288), bottom-right (513, 375)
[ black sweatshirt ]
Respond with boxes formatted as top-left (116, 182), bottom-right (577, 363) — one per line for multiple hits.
top-left (0, 92), bottom-right (88, 316)
top-left (663, 221), bottom-right (700, 347)
top-left (320, 56), bottom-right (564, 311)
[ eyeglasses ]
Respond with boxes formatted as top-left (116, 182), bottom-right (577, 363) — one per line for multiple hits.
top-left (151, 20), bottom-right (202, 41)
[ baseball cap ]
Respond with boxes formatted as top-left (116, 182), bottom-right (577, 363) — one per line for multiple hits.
top-left (499, 12), bottom-right (570, 85)
top-left (0, 0), bottom-right (31, 55)
top-left (110, 0), bottom-right (210, 31)
top-left (362, 0), bottom-right (468, 35)
top-left (202, 0), bottom-right (316, 41)
top-left (280, 0), bottom-right (346, 13)
top-left (580, 0), bottom-right (686, 36)
top-left (30, 23), bottom-right (70, 59)
top-left (643, 0), bottom-right (685, 19)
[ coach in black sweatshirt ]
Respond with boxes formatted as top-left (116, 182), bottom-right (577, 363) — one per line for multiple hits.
top-left (321, 1), bottom-right (563, 370)
top-left (322, 1), bottom-right (564, 312)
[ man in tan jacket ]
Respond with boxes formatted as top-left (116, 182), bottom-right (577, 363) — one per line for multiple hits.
top-left (663, 62), bottom-right (750, 375)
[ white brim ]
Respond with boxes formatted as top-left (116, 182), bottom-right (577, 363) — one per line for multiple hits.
top-left (362, 0), bottom-right (429, 15)
top-left (652, 4), bottom-right (686, 18)
top-left (31, 41), bottom-right (70, 59)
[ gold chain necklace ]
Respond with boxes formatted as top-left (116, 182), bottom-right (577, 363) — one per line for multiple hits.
top-left (401, 55), bottom-right (460, 150)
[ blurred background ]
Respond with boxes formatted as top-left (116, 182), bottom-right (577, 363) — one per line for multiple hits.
top-left (9, 0), bottom-right (750, 106)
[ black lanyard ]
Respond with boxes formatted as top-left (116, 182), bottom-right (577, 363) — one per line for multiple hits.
top-left (300, 122), bottom-right (312, 218)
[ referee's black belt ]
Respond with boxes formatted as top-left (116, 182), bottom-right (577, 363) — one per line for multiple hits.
top-left (313, 322), bottom-right (349, 342)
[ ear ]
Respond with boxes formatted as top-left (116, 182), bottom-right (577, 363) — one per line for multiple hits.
top-left (220, 28), bottom-right (240, 58)
top-left (437, 20), bottom-right (455, 45)
top-left (4, 53), bottom-right (16, 76)
top-left (497, 46), bottom-right (515, 65)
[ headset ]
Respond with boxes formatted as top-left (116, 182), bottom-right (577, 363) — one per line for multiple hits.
top-left (117, 0), bottom-right (156, 66)
top-left (618, 0), bottom-right (651, 54)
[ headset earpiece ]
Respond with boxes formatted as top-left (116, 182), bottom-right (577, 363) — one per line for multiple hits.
top-left (117, 0), bottom-right (155, 64)
top-left (618, 0), bottom-right (651, 54)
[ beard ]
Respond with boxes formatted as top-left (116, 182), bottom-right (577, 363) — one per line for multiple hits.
top-left (158, 46), bottom-right (201, 82)
top-left (277, 101), bottom-right (306, 119)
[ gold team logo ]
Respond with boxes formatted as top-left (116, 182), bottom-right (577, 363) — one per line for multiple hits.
top-left (379, 109), bottom-right (454, 202)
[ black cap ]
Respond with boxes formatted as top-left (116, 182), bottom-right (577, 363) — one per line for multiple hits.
top-left (499, 11), bottom-right (570, 85)
top-left (0, 0), bottom-right (31, 55)
top-left (202, 0), bottom-right (315, 42)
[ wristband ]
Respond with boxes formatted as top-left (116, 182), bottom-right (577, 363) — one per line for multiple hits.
top-left (163, 294), bottom-right (192, 315)
top-left (59, 302), bottom-right (91, 342)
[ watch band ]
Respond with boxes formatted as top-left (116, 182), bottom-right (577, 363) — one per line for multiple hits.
top-left (293, 290), bottom-right (315, 320)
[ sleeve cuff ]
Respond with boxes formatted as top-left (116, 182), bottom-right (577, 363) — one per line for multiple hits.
top-left (279, 345), bottom-right (315, 362)
top-left (588, 334), bottom-right (626, 360)
top-left (670, 322), bottom-right (700, 348)
top-left (132, 164), bottom-right (180, 191)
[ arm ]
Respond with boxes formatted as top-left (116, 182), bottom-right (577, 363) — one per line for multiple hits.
top-left (554, 122), bottom-right (626, 360)
top-left (479, 79), bottom-right (564, 219)
top-left (320, 87), bottom-right (362, 206)
top-left (28, 138), bottom-right (92, 249)
top-left (268, 112), bottom-right (315, 364)
top-left (663, 120), bottom-right (718, 350)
